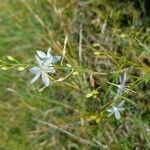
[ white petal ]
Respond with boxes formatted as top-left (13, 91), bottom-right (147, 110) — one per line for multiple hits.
top-left (117, 107), bottom-right (125, 111)
top-left (42, 72), bottom-right (50, 87)
top-left (44, 58), bottom-right (53, 66)
top-left (37, 50), bottom-right (47, 59)
top-left (117, 88), bottom-right (123, 94)
top-left (48, 47), bottom-right (51, 52)
top-left (52, 56), bottom-right (61, 63)
top-left (122, 72), bottom-right (127, 85)
top-left (47, 47), bottom-right (52, 58)
top-left (29, 66), bottom-right (41, 74)
top-left (107, 108), bottom-right (113, 113)
top-left (119, 76), bottom-right (122, 83)
top-left (114, 110), bottom-right (121, 120)
top-left (30, 73), bottom-right (41, 84)
top-left (108, 112), bottom-right (114, 117)
top-left (35, 55), bottom-right (43, 67)
top-left (107, 108), bottom-right (114, 117)
top-left (118, 100), bottom-right (125, 108)
top-left (44, 67), bottom-right (55, 73)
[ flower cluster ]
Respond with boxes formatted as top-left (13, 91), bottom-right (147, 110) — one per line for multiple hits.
top-left (30, 48), bottom-right (61, 87)
top-left (106, 73), bottom-right (128, 120)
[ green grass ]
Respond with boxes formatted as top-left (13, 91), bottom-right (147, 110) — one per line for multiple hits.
top-left (0, 0), bottom-right (150, 149)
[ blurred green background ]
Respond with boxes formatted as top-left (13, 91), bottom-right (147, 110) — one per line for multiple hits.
top-left (0, 0), bottom-right (150, 149)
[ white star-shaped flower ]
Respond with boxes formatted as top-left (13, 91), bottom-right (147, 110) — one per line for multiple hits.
top-left (29, 48), bottom-right (61, 87)
top-left (108, 72), bottom-right (136, 95)
top-left (117, 72), bottom-right (128, 94)
top-left (117, 73), bottom-right (136, 94)
top-left (107, 101), bottom-right (125, 120)
top-left (30, 56), bottom-right (55, 87)
top-left (36, 47), bottom-right (61, 65)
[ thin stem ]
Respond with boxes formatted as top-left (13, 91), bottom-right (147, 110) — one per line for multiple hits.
top-left (61, 35), bottom-right (68, 66)
top-left (79, 23), bottom-right (83, 64)
top-left (32, 117), bottom-right (99, 148)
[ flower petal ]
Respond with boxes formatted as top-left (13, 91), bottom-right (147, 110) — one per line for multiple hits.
top-left (118, 100), bottom-right (125, 108)
top-left (30, 73), bottom-right (41, 84)
top-left (37, 50), bottom-right (47, 59)
top-left (107, 108), bottom-right (114, 117)
top-left (117, 88), bottom-right (123, 94)
top-left (29, 66), bottom-right (41, 74)
top-left (119, 75), bottom-right (122, 83)
top-left (117, 107), bottom-right (125, 111)
top-left (123, 72), bottom-right (127, 83)
top-left (52, 56), bottom-right (61, 63)
top-left (108, 112), bottom-right (114, 117)
top-left (35, 55), bottom-right (43, 67)
top-left (44, 58), bottom-right (53, 66)
top-left (107, 108), bottom-right (113, 113)
top-left (42, 72), bottom-right (50, 87)
top-left (47, 47), bottom-right (52, 58)
top-left (44, 67), bottom-right (55, 73)
top-left (114, 110), bottom-right (121, 120)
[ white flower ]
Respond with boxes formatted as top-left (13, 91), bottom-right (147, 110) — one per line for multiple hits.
top-left (36, 47), bottom-right (61, 65)
top-left (30, 48), bottom-right (61, 87)
top-left (117, 72), bottom-right (128, 94)
top-left (108, 72), bottom-right (135, 95)
top-left (107, 73), bottom-right (128, 95)
top-left (107, 101), bottom-right (125, 120)
top-left (117, 73), bottom-right (136, 94)
top-left (30, 56), bottom-right (54, 86)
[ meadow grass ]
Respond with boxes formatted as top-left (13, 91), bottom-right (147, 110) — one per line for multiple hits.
top-left (0, 0), bottom-right (150, 149)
